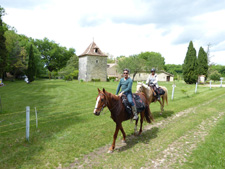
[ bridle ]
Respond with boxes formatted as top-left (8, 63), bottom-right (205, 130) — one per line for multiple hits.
top-left (95, 93), bottom-right (108, 113)
top-left (95, 92), bottom-right (119, 113)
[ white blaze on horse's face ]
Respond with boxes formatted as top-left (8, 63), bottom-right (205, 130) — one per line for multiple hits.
top-left (94, 96), bottom-right (100, 114)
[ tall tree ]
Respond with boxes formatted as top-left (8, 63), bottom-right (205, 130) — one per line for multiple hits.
top-left (0, 6), bottom-right (8, 79)
top-left (27, 44), bottom-right (35, 82)
top-left (183, 41), bottom-right (198, 84)
top-left (197, 47), bottom-right (208, 78)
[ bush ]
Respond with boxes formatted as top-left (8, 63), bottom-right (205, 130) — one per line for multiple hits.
top-left (91, 79), bottom-right (100, 82)
top-left (209, 71), bottom-right (221, 82)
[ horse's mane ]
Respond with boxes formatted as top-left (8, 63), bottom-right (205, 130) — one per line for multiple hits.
top-left (104, 90), bottom-right (120, 101)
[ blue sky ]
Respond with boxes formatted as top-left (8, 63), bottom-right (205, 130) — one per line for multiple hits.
top-left (1, 0), bottom-right (225, 65)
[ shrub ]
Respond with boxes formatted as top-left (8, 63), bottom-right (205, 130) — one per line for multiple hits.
top-left (209, 71), bottom-right (221, 82)
top-left (91, 79), bottom-right (100, 82)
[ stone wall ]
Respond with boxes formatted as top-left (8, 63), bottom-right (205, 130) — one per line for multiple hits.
top-left (78, 55), bottom-right (107, 81)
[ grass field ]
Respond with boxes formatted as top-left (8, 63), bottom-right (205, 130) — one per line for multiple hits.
top-left (0, 79), bottom-right (225, 168)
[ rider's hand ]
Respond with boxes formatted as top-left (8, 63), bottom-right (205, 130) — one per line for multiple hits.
top-left (118, 93), bottom-right (123, 97)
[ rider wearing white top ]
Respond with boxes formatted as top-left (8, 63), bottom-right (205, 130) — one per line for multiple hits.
top-left (146, 68), bottom-right (159, 88)
top-left (146, 68), bottom-right (160, 100)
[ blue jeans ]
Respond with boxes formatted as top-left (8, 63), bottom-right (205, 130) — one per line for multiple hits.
top-left (124, 92), bottom-right (134, 106)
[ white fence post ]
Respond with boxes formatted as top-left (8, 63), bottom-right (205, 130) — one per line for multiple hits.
top-left (26, 106), bottom-right (30, 141)
top-left (171, 84), bottom-right (176, 100)
top-left (210, 80), bottom-right (212, 89)
top-left (195, 82), bottom-right (198, 93)
top-left (35, 107), bottom-right (38, 128)
top-left (220, 78), bottom-right (223, 88)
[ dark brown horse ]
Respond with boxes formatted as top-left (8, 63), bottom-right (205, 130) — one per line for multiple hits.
top-left (94, 88), bottom-right (154, 153)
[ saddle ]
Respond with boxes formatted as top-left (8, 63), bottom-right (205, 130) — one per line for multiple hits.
top-left (121, 94), bottom-right (146, 118)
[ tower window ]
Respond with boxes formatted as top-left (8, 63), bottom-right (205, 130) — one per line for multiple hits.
top-left (96, 60), bottom-right (99, 63)
top-left (95, 48), bottom-right (98, 53)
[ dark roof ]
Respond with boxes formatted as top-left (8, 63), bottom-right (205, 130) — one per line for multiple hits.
top-left (79, 41), bottom-right (108, 57)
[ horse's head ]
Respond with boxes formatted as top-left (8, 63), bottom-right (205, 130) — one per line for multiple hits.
top-left (136, 82), bottom-right (144, 93)
top-left (93, 88), bottom-right (107, 116)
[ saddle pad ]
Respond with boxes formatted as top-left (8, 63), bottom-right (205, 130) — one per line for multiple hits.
top-left (121, 94), bottom-right (146, 117)
top-left (158, 87), bottom-right (165, 95)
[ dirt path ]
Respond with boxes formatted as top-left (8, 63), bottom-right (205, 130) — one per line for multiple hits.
top-left (66, 96), bottom-right (224, 169)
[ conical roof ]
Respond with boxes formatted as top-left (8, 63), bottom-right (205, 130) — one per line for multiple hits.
top-left (79, 41), bottom-right (107, 57)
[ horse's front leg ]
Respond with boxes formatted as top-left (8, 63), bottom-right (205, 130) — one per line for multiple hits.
top-left (108, 124), bottom-right (120, 153)
top-left (138, 112), bottom-right (144, 135)
top-left (119, 124), bottom-right (126, 143)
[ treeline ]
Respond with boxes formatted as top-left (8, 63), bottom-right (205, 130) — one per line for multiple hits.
top-left (116, 40), bottom-right (225, 83)
top-left (0, 6), bottom-right (78, 82)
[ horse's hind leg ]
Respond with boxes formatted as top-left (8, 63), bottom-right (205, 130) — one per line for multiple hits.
top-left (134, 119), bottom-right (138, 135)
top-left (138, 112), bottom-right (144, 135)
top-left (158, 99), bottom-right (164, 115)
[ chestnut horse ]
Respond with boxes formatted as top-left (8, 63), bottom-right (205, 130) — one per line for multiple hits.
top-left (136, 82), bottom-right (168, 114)
top-left (94, 88), bottom-right (154, 153)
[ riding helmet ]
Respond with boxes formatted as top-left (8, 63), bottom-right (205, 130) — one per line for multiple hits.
top-left (151, 68), bottom-right (156, 72)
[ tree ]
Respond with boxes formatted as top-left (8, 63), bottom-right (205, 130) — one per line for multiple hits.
top-left (27, 44), bottom-right (35, 82)
top-left (117, 55), bottom-right (145, 80)
top-left (209, 70), bottom-right (221, 82)
top-left (34, 38), bottom-right (75, 78)
top-left (183, 41), bottom-right (198, 84)
top-left (197, 47), bottom-right (208, 78)
top-left (138, 51), bottom-right (165, 71)
top-left (0, 6), bottom-right (8, 79)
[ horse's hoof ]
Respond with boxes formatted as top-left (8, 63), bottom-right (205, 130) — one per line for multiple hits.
top-left (122, 140), bottom-right (126, 143)
top-left (107, 150), bottom-right (113, 153)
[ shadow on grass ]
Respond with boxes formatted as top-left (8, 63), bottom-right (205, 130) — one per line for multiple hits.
top-left (153, 110), bottom-right (174, 119)
top-left (116, 127), bottom-right (159, 152)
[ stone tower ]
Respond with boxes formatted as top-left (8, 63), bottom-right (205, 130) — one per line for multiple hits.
top-left (78, 41), bottom-right (108, 81)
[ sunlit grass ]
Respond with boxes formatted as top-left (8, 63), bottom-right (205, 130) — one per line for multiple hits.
top-left (0, 79), bottom-right (224, 168)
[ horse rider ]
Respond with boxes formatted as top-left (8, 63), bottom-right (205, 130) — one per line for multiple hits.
top-left (146, 68), bottom-right (160, 100)
top-left (116, 68), bottom-right (139, 120)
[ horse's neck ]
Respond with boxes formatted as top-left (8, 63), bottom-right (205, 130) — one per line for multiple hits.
top-left (143, 84), bottom-right (152, 98)
top-left (105, 92), bottom-right (120, 111)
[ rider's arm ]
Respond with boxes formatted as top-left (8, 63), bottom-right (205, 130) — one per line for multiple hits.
top-left (122, 79), bottom-right (133, 93)
top-left (116, 79), bottom-right (122, 95)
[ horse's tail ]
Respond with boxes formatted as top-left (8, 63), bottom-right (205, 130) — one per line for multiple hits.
top-left (144, 104), bottom-right (154, 123)
top-left (161, 87), bottom-right (168, 106)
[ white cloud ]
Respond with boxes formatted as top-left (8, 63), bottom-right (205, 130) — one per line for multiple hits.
top-left (2, 0), bottom-right (225, 65)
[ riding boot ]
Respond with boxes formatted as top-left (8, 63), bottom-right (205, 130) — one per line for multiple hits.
top-left (132, 105), bottom-right (139, 120)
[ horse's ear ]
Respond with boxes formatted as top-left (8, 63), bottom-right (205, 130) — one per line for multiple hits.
top-left (98, 88), bottom-right (100, 93)
top-left (103, 88), bottom-right (106, 93)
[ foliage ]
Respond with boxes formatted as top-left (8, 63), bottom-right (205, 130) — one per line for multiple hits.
top-left (107, 58), bottom-right (115, 63)
top-left (138, 51), bottom-right (165, 71)
top-left (209, 64), bottom-right (225, 77)
top-left (27, 44), bottom-right (35, 82)
top-left (197, 47), bottom-right (208, 78)
top-left (34, 38), bottom-right (75, 74)
top-left (0, 6), bottom-right (8, 78)
top-left (183, 41), bottom-right (198, 84)
top-left (91, 78), bottom-right (100, 82)
top-left (164, 64), bottom-right (182, 75)
top-left (58, 55), bottom-right (78, 79)
top-left (209, 70), bottom-right (221, 81)
top-left (117, 55), bottom-right (145, 80)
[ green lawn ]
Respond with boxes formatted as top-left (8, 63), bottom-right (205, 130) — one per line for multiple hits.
top-left (0, 79), bottom-right (224, 168)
